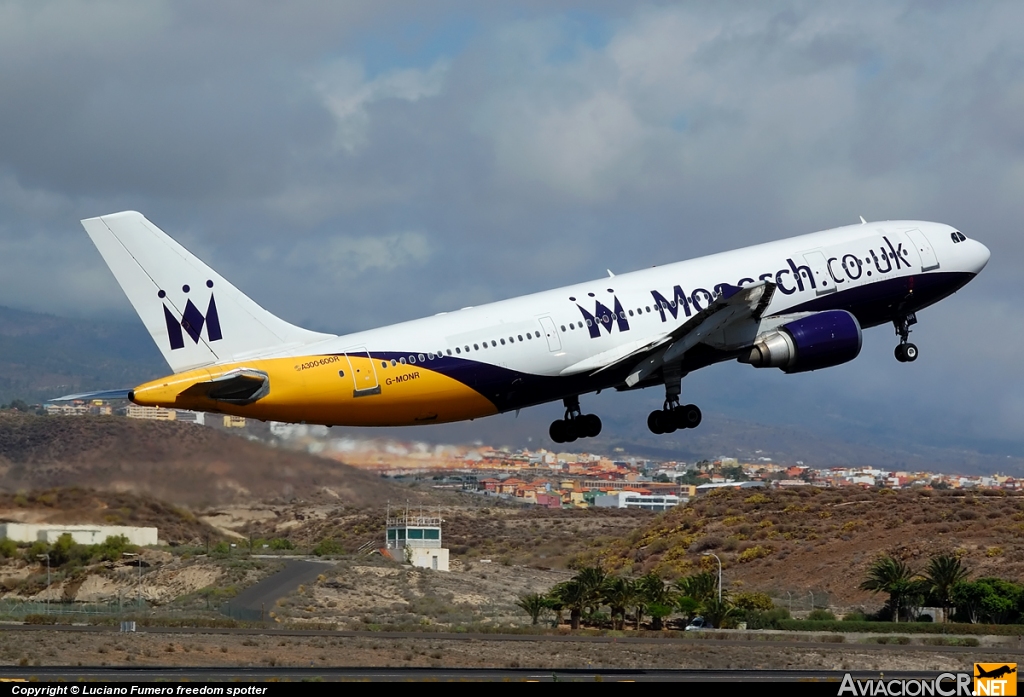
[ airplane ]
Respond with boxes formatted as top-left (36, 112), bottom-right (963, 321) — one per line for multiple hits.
top-left (71, 211), bottom-right (989, 443)
top-left (976, 665), bottom-right (1016, 679)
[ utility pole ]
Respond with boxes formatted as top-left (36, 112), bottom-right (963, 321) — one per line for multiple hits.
top-left (36, 554), bottom-right (50, 614)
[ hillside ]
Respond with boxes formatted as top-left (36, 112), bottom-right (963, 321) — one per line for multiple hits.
top-left (0, 306), bottom-right (164, 405)
top-left (0, 412), bottom-right (419, 508)
top-left (0, 488), bottom-right (218, 545)
top-left (573, 486), bottom-right (1024, 610)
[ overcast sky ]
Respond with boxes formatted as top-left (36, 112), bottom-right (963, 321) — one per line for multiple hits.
top-left (1, 1), bottom-right (1022, 455)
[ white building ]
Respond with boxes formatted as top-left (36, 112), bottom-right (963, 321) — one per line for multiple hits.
top-left (384, 511), bottom-right (449, 572)
top-left (0, 524), bottom-right (158, 546)
top-left (594, 491), bottom-right (683, 512)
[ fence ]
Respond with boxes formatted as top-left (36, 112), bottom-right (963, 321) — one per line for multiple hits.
top-left (0, 598), bottom-right (142, 619)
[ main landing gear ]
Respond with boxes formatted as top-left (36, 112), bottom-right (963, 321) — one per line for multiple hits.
top-left (549, 395), bottom-right (602, 444)
top-left (647, 363), bottom-right (702, 435)
top-left (894, 313), bottom-right (919, 363)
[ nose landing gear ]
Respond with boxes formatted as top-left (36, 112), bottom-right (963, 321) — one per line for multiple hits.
top-left (549, 395), bottom-right (602, 444)
top-left (646, 363), bottom-right (702, 435)
top-left (894, 314), bottom-right (919, 363)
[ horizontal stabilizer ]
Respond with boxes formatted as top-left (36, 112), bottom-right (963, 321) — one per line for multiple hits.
top-left (48, 389), bottom-right (134, 403)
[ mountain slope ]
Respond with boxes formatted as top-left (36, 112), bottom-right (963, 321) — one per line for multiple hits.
top-left (0, 412), bottom-right (413, 508)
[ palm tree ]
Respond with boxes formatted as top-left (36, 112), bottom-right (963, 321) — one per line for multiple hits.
top-left (601, 576), bottom-right (636, 630)
top-left (859, 555), bottom-right (924, 623)
top-left (574, 566), bottom-right (608, 618)
top-left (553, 579), bottom-right (587, 630)
top-left (637, 573), bottom-right (675, 630)
top-left (700, 596), bottom-right (737, 629)
top-left (923, 553), bottom-right (969, 623)
top-left (675, 571), bottom-right (717, 603)
top-left (516, 593), bottom-right (548, 625)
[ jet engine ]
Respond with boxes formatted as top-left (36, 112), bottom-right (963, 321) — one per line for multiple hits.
top-left (739, 310), bottom-right (862, 373)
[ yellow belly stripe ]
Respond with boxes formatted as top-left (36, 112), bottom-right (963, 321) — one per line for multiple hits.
top-left (130, 354), bottom-right (498, 426)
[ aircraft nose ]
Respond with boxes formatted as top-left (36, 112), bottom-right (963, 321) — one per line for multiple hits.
top-left (966, 238), bottom-right (991, 274)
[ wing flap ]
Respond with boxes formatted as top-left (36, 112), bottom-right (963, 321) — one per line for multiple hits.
top-left (623, 281), bottom-right (776, 387)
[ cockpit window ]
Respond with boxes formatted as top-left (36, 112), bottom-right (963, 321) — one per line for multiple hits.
top-left (957, 231), bottom-right (967, 242)
top-left (951, 232), bottom-right (960, 243)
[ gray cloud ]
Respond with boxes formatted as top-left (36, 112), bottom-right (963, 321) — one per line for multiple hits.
top-left (0, 1), bottom-right (1021, 451)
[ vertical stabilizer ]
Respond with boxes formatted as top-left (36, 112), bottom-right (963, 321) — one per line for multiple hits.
top-left (82, 211), bottom-right (334, 373)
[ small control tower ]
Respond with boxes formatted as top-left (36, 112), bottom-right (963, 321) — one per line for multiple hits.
top-left (385, 506), bottom-right (449, 572)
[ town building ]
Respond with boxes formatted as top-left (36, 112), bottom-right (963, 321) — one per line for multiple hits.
top-left (0, 524), bottom-right (158, 546)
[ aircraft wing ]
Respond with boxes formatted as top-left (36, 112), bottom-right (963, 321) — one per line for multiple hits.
top-left (560, 281), bottom-right (775, 384)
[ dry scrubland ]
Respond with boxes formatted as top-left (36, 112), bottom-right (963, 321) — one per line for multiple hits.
top-left (3, 412), bottom-right (1024, 669)
top-left (575, 486), bottom-right (1024, 607)
top-left (1, 630), bottom-right (1021, 672)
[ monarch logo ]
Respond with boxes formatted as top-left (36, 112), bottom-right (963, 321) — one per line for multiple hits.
top-left (976, 664), bottom-right (1017, 696)
top-left (576, 296), bottom-right (629, 339)
top-left (159, 280), bottom-right (222, 350)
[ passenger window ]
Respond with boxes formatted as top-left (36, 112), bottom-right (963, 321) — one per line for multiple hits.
top-left (400, 357), bottom-right (406, 364)
top-left (491, 340), bottom-right (496, 347)
top-left (518, 335), bottom-right (524, 341)
top-left (409, 355), bottom-right (416, 364)
top-left (628, 310), bottom-right (633, 317)
top-left (418, 354), bottom-right (425, 362)
top-left (586, 319), bottom-right (593, 327)
top-left (381, 361), bottom-right (388, 368)
top-left (338, 370), bottom-right (345, 378)
top-left (509, 336), bottom-right (514, 343)
top-left (391, 359), bottom-right (397, 366)
top-left (500, 338), bottom-right (506, 345)
top-left (473, 344), bottom-right (479, 350)
top-left (455, 347), bottom-right (461, 354)
top-left (448, 349), bottom-right (454, 355)
top-left (560, 325), bottom-right (566, 332)
top-left (465, 345), bottom-right (470, 352)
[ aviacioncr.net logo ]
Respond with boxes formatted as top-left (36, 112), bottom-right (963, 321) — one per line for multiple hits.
top-left (838, 673), bottom-right (973, 696)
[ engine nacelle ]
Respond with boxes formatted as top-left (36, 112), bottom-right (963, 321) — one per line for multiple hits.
top-left (739, 310), bottom-right (862, 373)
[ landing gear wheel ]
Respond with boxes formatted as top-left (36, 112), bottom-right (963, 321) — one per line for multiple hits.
top-left (648, 410), bottom-right (665, 435)
top-left (549, 419), bottom-right (567, 443)
top-left (903, 343), bottom-right (918, 362)
top-left (894, 344), bottom-right (907, 363)
top-left (679, 404), bottom-right (702, 429)
top-left (581, 414), bottom-right (602, 438)
top-left (563, 420), bottom-right (579, 443)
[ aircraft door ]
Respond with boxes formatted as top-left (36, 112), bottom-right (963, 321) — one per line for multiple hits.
top-left (904, 229), bottom-right (940, 272)
top-left (538, 316), bottom-right (561, 352)
top-left (343, 347), bottom-right (381, 397)
top-left (801, 250), bottom-right (838, 296)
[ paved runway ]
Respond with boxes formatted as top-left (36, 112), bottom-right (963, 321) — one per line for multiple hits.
top-left (0, 665), bottom-right (979, 682)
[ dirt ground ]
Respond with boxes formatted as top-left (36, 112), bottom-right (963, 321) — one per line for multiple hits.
top-left (0, 629), bottom-right (1020, 672)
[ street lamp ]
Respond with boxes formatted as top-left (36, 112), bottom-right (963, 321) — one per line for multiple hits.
top-left (702, 552), bottom-right (722, 604)
top-left (36, 554), bottom-right (50, 614)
